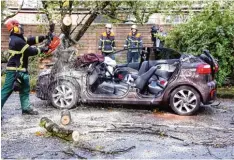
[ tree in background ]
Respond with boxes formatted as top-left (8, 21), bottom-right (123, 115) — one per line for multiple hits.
top-left (1, 0), bottom-right (24, 24)
top-left (166, 1), bottom-right (234, 86)
top-left (39, 0), bottom-right (193, 41)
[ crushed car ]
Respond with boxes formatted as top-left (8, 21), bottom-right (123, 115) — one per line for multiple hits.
top-left (36, 35), bottom-right (218, 116)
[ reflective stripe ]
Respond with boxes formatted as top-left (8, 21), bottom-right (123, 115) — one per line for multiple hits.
top-left (24, 37), bottom-right (28, 42)
top-left (8, 50), bottom-right (21, 61)
top-left (6, 67), bottom-right (26, 72)
top-left (19, 44), bottom-right (29, 68)
top-left (35, 36), bottom-right (39, 44)
top-left (7, 45), bottom-right (28, 61)
top-left (102, 40), bottom-right (114, 52)
top-left (102, 50), bottom-right (113, 53)
top-left (21, 44), bottom-right (29, 53)
top-left (8, 44), bottom-right (30, 69)
top-left (19, 52), bottom-right (24, 68)
top-left (8, 44), bottom-right (29, 56)
top-left (8, 50), bottom-right (21, 54)
top-left (19, 44), bottom-right (30, 68)
top-left (103, 40), bottom-right (112, 43)
top-left (37, 48), bottom-right (41, 54)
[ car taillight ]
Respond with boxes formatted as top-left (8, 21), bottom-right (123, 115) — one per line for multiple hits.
top-left (196, 64), bottom-right (211, 74)
top-left (210, 89), bottom-right (216, 99)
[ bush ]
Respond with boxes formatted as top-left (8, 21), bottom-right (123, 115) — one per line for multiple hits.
top-left (166, 2), bottom-right (234, 86)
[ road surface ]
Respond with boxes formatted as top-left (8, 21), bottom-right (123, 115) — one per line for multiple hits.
top-left (1, 94), bottom-right (234, 159)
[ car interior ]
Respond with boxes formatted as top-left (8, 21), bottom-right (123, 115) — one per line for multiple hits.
top-left (87, 47), bottom-right (181, 97)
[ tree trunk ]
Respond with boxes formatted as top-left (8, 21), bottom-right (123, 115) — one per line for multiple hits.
top-left (61, 14), bottom-right (72, 37)
top-left (40, 117), bottom-right (79, 142)
top-left (74, 1), bottom-right (110, 42)
top-left (60, 110), bottom-right (72, 125)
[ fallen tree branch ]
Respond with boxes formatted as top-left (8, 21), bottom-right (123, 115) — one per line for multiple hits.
top-left (61, 148), bottom-right (87, 159)
top-left (87, 127), bottom-right (185, 142)
top-left (77, 144), bottom-right (136, 155)
top-left (31, 150), bottom-right (87, 159)
top-left (70, 11), bottom-right (91, 36)
top-left (39, 117), bottom-right (79, 142)
top-left (206, 146), bottom-right (222, 159)
top-left (74, 1), bottom-right (110, 41)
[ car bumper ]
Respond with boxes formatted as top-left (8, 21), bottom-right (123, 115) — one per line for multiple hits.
top-left (203, 81), bottom-right (217, 104)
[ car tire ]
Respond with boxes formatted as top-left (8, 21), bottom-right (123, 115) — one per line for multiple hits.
top-left (49, 80), bottom-right (79, 109)
top-left (170, 86), bottom-right (201, 116)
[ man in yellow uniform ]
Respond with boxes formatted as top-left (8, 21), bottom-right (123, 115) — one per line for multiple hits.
top-left (124, 25), bottom-right (143, 63)
top-left (98, 24), bottom-right (116, 60)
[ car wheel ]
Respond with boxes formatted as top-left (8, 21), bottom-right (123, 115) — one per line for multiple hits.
top-left (170, 86), bottom-right (201, 115)
top-left (50, 80), bottom-right (79, 109)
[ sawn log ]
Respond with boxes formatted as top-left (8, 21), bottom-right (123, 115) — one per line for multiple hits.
top-left (39, 117), bottom-right (79, 142)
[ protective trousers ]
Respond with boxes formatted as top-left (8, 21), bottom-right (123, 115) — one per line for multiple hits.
top-left (127, 51), bottom-right (139, 63)
top-left (1, 71), bottom-right (31, 111)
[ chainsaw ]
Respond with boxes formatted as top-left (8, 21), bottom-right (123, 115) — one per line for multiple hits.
top-left (44, 22), bottom-right (61, 54)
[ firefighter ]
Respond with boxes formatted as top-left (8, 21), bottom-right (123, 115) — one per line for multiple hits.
top-left (124, 25), bottom-right (143, 63)
top-left (98, 23), bottom-right (116, 60)
top-left (1, 20), bottom-right (49, 115)
top-left (151, 25), bottom-right (167, 59)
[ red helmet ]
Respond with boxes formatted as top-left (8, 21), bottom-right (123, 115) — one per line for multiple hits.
top-left (6, 20), bottom-right (19, 32)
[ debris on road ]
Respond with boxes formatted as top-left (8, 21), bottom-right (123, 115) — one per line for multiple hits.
top-left (60, 110), bottom-right (72, 125)
top-left (39, 117), bottom-right (79, 142)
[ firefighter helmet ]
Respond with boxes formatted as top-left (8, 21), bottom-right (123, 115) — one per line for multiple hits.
top-left (105, 23), bottom-right (112, 28)
top-left (6, 20), bottom-right (20, 32)
top-left (131, 25), bottom-right (137, 30)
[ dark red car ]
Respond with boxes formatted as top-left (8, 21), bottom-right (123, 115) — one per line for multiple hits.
top-left (36, 47), bottom-right (218, 115)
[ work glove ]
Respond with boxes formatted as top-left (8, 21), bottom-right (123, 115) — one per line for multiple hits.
top-left (40, 46), bottom-right (49, 54)
top-left (44, 32), bottom-right (55, 43)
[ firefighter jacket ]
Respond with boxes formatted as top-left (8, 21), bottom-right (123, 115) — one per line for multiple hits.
top-left (124, 32), bottom-right (143, 52)
top-left (98, 32), bottom-right (116, 54)
top-left (6, 33), bottom-right (46, 72)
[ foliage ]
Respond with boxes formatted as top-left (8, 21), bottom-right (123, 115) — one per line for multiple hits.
top-left (217, 87), bottom-right (234, 99)
top-left (166, 2), bottom-right (234, 86)
top-left (1, 50), bottom-right (10, 63)
top-left (1, 0), bottom-right (24, 24)
top-left (1, 56), bottom-right (40, 91)
top-left (37, 1), bottom-right (195, 41)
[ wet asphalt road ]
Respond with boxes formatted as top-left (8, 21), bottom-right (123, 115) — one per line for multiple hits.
top-left (1, 94), bottom-right (234, 159)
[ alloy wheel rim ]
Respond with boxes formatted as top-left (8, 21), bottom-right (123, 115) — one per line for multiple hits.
top-left (52, 85), bottom-right (74, 108)
top-left (173, 89), bottom-right (197, 113)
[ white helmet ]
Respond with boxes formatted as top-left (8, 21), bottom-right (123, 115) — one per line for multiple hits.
top-left (131, 25), bottom-right (137, 30)
top-left (105, 23), bottom-right (112, 28)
